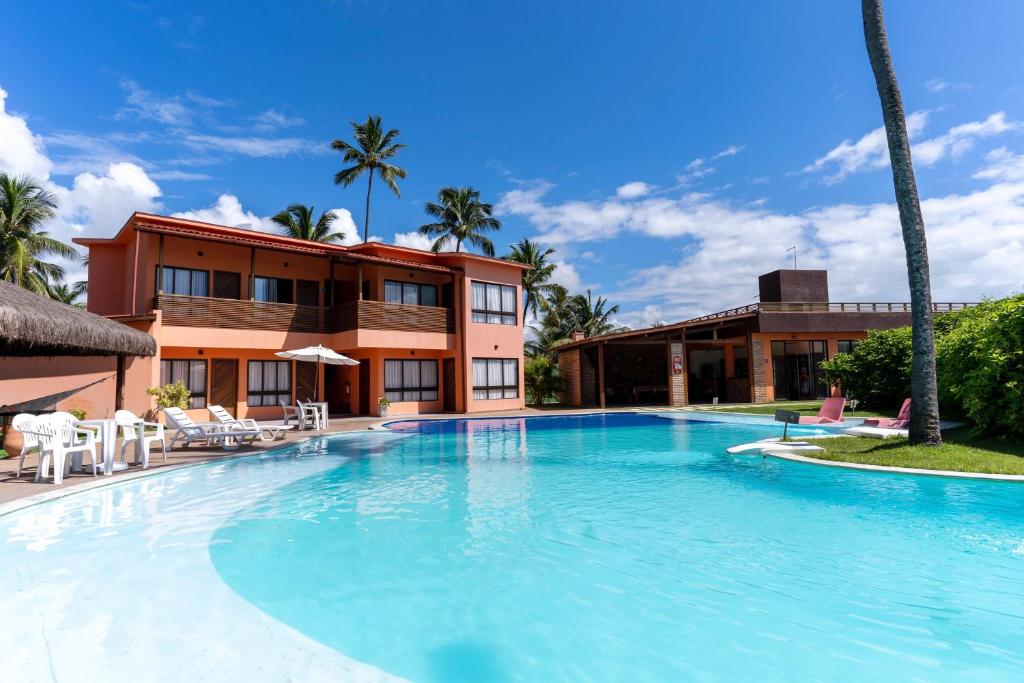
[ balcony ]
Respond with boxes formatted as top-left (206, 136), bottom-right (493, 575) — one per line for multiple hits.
top-left (155, 295), bottom-right (455, 335)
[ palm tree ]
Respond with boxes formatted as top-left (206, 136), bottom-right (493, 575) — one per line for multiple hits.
top-left (271, 204), bottom-right (344, 243)
top-left (0, 173), bottom-right (77, 296)
top-left (568, 290), bottom-right (624, 338)
top-left (504, 238), bottom-right (556, 317)
top-left (417, 187), bottom-right (502, 256)
top-left (526, 284), bottom-right (574, 356)
top-left (862, 0), bottom-right (941, 445)
top-left (331, 116), bottom-right (407, 242)
top-left (49, 280), bottom-right (86, 308)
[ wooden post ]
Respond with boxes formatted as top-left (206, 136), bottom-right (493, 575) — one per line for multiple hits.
top-left (357, 264), bottom-right (363, 300)
top-left (597, 341), bottom-right (606, 409)
top-left (249, 247), bottom-right (256, 300)
top-left (681, 331), bottom-right (688, 405)
top-left (157, 234), bottom-right (165, 297)
top-left (329, 258), bottom-right (335, 307)
top-left (115, 355), bottom-right (126, 411)
top-left (746, 320), bottom-right (755, 403)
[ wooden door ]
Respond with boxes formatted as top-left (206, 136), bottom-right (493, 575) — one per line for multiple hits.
top-left (358, 359), bottom-right (370, 415)
top-left (210, 359), bottom-right (238, 416)
top-left (443, 358), bottom-right (456, 412)
top-left (295, 362), bottom-right (317, 402)
top-left (213, 271), bottom-right (241, 299)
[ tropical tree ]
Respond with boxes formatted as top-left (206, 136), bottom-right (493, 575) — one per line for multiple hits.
top-left (568, 290), bottom-right (624, 339)
top-left (0, 173), bottom-right (77, 295)
top-left (417, 186), bottom-right (502, 256)
top-left (504, 238), bottom-right (556, 317)
top-left (526, 284), bottom-right (574, 356)
top-left (49, 280), bottom-right (87, 308)
top-left (862, 0), bottom-right (941, 445)
top-left (271, 204), bottom-right (344, 243)
top-left (331, 115), bottom-right (407, 243)
top-left (524, 355), bottom-right (560, 405)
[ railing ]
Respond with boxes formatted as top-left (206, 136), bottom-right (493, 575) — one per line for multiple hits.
top-left (155, 295), bottom-right (455, 334)
top-left (331, 299), bottom-right (455, 334)
top-left (757, 302), bottom-right (974, 313)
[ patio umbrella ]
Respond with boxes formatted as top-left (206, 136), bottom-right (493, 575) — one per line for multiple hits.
top-left (275, 345), bottom-right (358, 401)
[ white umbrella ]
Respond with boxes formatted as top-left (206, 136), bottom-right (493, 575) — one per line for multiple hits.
top-left (275, 345), bottom-right (358, 401)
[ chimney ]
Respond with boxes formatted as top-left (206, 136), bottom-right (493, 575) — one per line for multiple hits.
top-left (758, 269), bottom-right (829, 303)
top-left (571, 330), bottom-right (585, 342)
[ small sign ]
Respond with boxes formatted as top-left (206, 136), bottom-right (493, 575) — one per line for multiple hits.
top-left (775, 409), bottom-right (800, 424)
top-left (672, 355), bottom-right (684, 375)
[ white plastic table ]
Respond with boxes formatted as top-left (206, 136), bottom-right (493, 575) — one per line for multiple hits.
top-left (78, 418), bottom-right (130, 475)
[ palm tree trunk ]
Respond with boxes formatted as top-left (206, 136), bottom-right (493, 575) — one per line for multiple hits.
top-left (862, 0), bottom-right (942, 445)
top-left (363, 171), bottom-right (373, 243)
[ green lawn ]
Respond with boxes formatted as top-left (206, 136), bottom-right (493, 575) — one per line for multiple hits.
top-left (707, 401), bottom-right (892, 418)
top-left (804, 428), bottom-right (1024, 475)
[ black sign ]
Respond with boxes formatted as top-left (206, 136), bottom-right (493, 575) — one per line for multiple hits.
top-left (775, 409), bottom-right (801, 424)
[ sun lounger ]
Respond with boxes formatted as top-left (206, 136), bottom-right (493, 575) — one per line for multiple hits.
top-left (208, 405), bottom-right (295, 442)
top-left (843, 426), bottom-right (909, 439)
top-left (163, 407), bottom-right (258, 450)
top-left (862, 398), bottom-right (911, 429)
top-left (798, 397), bottom-right (846, 424)
top-left (726, 439), bottom-right (813, 454)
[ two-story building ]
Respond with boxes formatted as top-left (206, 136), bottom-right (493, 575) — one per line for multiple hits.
top-left (72, 212), bottom-right (528, 421)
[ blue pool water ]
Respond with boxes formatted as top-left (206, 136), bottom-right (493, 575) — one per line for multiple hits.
top-left (4, 413), bottom-right (1024, 682)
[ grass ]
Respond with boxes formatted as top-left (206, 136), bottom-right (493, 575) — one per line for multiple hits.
top-left (804, 428), bottom-right (1024, 475)
top-left (0, 448), bottom-right (7, 460)
top-left (706, 400), bottom-right (891, 418)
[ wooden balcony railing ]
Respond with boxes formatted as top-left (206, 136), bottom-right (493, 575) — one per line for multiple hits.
top-left (155, 295), bottom-right (455, 335)
top-left (757, 302), bottom-right (974, 313)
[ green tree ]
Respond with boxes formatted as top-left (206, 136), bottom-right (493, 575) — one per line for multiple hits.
top-left (862, 0), bottom-right (942, 445)
top-left (271, 204), bottom-right (344, 243)
top-left (526, 284), bottom-right (574, 357)
top-left (524, 355), bottom-right (560, 405)
top-left (332, 115), bottom-right (407, 242)
top-left (49, 280), bottom-right (87, 308)
top-left (568, 289), bottom-right (624, 338)
top-left (504, 238), bottom-right (556, 317)
top-left (417, 187), bottom-right (501, 256)
top-left (0, 173), bottom-right (77, 296)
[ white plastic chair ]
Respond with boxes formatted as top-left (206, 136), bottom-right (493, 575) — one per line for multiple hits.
top-left (115, 409), bottom-right (166, 469)
top-left (279, 398), bottom-right (301, 426)
top-left (12, 413), bottom-right (41, 479)
top-left (29, 417), bottom-right (97, 485)
top-left (296, 401), bottom-right (320, 431)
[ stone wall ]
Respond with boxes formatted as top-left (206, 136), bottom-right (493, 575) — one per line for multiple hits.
top-left (669, 341), bottom-right (687, 406)
top-left (750, 339), bottom-right (769, 403)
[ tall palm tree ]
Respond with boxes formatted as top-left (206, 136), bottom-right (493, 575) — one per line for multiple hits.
top-left (271, 204), bottom-right (344, 243)
top-left (0, 173), bottom-right (77, 296)
top-left (49, 280), bottom-right (87, 308)
top-left (332, 116), bottom-right (407, 242)
top-left (417, 186), bottom-right (502, 256)
top-left (862, 0), bottom-right (941, 445)
top-left (568, 290), bottom-right (625, 338)
top-left (504, 238), bottom-right (557, 317)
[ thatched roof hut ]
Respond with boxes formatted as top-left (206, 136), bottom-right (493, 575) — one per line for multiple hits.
top-left (0, 280), bottom-right (156, 357)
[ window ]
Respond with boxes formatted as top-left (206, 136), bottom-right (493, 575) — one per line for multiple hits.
top-left (253, 277), bottom-right (294, 304)
top-left (247, 360), bottom-right (292, 406)
top-left (837, 340), bottom-right (860, 355)
top-left (158, 266), bottom-right (209, 297)
top-left (472, 358), bottom-right (519, 399)
top-left (471, 281), bottom-right (517, 325)
top-left (384, 280), bottom-right (438, 307)
top-left (384, 359), bottom-right (438, 402)
top-left (160, 359), bottom-right (207, 408)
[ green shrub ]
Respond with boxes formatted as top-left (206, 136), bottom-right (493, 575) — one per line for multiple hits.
top-left (524, 355), bottom-right (560, 405)
top-left (818, 327), bottom-right (912, 410)
top-left (67, 408), bottom-right (87, 420)
top-left (936, 295), bottom-right (1024, 437)
top-left (146, 380), bottom-right (192, 410)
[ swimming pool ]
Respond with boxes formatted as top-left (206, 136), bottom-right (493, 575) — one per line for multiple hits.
top-left (3, 413), bottom-right (1023, 681)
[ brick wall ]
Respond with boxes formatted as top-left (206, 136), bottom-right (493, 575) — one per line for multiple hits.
top-left (669, 341), bottom-right (687, 406)
top-left (581, 347), bottom-right (597, 406)
top-left (751, 340), bottom-right (769, 403)
top-left (558, 348), bottom-right (582, 406)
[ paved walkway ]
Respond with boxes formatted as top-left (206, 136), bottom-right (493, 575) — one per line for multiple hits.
top-left (0, 407), bottom-right (619, 507)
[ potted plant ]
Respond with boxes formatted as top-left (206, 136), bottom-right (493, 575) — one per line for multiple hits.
top-left (377, 396), bottom-right (391, 418)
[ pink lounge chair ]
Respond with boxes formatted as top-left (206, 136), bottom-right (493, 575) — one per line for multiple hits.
top-left (798, 397), bottom-right (846, 424)
top-left (862, 398), bottom-right (911, 429)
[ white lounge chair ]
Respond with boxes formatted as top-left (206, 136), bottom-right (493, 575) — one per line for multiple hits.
top-left (208, 405), bottom-right (294, 442)
top-left (12, 413), bottom-right (41, 479)
top-left (25, 414), bottom-right (98, 485)
top-left (843, 426), bottom-right (909, 439)
top-left (115, 409), bottom-right (167, 468)
top-left (163, 407), bottom-right (253, 450)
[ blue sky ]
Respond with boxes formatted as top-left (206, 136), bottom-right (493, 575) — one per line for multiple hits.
top-left (2, 1), bottom-right (1023, 325)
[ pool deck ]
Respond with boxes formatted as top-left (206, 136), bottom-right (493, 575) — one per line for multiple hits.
top-left (0, 407), bottom-right (621, 509)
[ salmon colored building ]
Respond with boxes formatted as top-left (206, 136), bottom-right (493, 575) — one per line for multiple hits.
top-left (556, 269), bottom-right (972, 409)
top-left (65, 212), bottom-right (528, 421)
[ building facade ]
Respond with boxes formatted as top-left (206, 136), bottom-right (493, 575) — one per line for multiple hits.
top-left (557, 269), bottom-right (972, 408)
top-left (70, 213), bottom-right (528, 421)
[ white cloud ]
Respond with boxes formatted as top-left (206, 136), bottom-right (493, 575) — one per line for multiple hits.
top-left (393, 231), bottom-right (457, 252)
top-left (499, 174), bottom-right (1024, 323)
top-left (326, 208), bottom-right (368, 245)
top-left (805, 111), bottom-right (1018, 184)
top-left (925, 78), bottom-right (971, 93)
top-left (181, 134), bottom-right (326, 157)
top-left (148, 169), bottom-right (212, 181)
top-left (117, 80), bottom-right (193, 126)
top-left (974, 147), bottom-right (1024, 183)
top-left (171, 194), bottom-right (275, 231)
top-left (52, 162), bottom-right (161, 237)
top-left (711, 144), bottom-right (745, 160)
top-left (0, 86), bottom-right (53, 179)
top-left (550, 259), bottom-right (584, 291)
top-left (253, 109), bottom-right (305, 131)
top-left (616, 181), bottom-right (653, 199)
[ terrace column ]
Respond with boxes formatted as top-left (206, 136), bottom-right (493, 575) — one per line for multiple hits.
top-left (115, 354), bottom-right (126, 411)
top-left (157, 234), bottom-right (165, 296)
top-left (248, 247), bottom-right (256, 301)
top-left (597, 341), bottom-right (606, 409)
top-left (357, 264), bottom-right (363, 300)
top-left (668, 336), bottom-right (687, 407)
